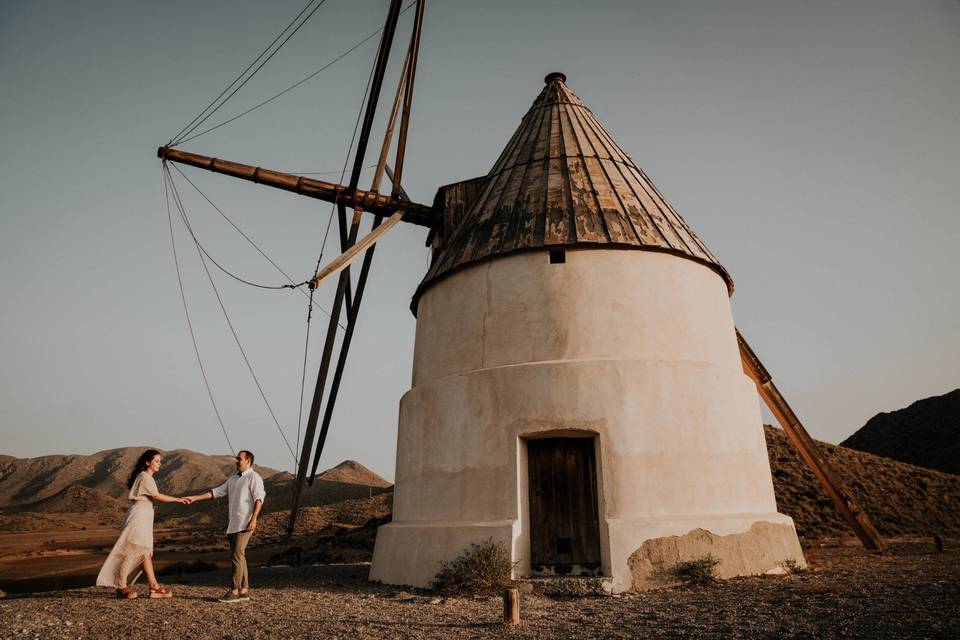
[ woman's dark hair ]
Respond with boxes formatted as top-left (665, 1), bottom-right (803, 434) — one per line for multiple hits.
top-left (127, 449), bottom-right (161, 489)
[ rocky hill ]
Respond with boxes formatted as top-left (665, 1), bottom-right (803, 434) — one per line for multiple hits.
top-left (0, 448), bottom-right (391, 532)
top-left (0, 448), bottom-right (284, 508)
top-left (841, 388), bottom-right (959, 475)
top-left (766, 425), bottom-right (960, 538)
top-left (0, 485), bottom-right (124, 516)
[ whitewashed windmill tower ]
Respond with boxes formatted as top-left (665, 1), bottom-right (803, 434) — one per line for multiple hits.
top-left (369, 73), bottom-right (806, 591)
top-left (158, 0), bottom-right (884, 594)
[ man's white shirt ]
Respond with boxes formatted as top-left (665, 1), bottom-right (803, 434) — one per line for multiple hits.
top-left (211, 468), bottom-right (266, 535)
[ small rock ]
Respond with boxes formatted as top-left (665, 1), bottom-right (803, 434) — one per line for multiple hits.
top-left (428, 597), bottom-right (442, 605)
top-left (516, 582), bottom-right (534, 594)
top-left (765, 567), bottom-right (789, 576)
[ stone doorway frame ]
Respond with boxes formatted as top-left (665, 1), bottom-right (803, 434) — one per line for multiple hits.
top-left (515, 429), bottom-right (611, 579)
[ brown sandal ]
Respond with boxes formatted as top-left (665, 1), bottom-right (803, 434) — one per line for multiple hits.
top-left (149, 585), bottom-right (173, 599)
top-left (115, 587), bottom-right (137, 599)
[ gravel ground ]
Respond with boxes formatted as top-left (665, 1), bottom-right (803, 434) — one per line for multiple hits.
top-left (1, 539), bottom-right (957, 639)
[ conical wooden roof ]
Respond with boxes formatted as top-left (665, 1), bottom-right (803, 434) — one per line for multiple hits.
top-left (415, 72), bottom-right (732, 307)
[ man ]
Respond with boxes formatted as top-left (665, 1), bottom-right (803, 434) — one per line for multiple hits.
top-left (186, 450), bottom-right (265, 603)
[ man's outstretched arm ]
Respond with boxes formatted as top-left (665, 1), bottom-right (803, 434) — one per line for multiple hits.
top-left (185, 479), bottom-right (228, 504)
top-left (183, 490), bottom-right (214, 504)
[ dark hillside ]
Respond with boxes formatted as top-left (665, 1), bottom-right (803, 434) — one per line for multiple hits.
top-left (840, 389), bottom-right (959, 475)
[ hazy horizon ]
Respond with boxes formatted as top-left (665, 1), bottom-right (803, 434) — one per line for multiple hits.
top-left (2, 0), bottom-right (958, 481)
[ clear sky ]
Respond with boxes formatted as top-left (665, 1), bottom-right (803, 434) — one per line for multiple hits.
top-left (1, 0), bottom-right (957, 480)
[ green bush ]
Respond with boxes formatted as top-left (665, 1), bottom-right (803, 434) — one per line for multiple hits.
top-left (670, 554), bottom-right (720, 585)
top-left (431, 539), bottom-right (514, 596)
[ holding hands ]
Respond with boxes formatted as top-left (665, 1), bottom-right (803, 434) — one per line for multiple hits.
top-left (179, 492), bottom-right (211, 506)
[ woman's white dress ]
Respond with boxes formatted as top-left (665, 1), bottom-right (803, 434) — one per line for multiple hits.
top-left (96, 472), bottom-right (158, 588)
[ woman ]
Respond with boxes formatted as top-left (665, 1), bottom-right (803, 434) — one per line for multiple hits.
top-left (96, 449), bottom-right (187, 599)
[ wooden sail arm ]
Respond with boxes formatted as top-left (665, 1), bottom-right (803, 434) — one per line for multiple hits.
top-left (736, 329), bottom-right (886, 553)
top-left (157, 146), bottom-right (437, 227)
top-left (308, 210), bottom-right (404, 290)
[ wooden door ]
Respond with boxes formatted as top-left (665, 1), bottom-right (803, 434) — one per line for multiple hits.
top-left (527, 437), bottom-right (602, 574)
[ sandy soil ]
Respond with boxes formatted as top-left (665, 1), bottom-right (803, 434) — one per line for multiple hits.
top-left (0, 527), bottom-right (292, 593)
top-left (1, 538), bottom-right (957, 639)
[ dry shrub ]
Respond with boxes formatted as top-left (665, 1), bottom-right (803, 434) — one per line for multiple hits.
top-left (781, 558), bottom-right (806, 574)
top-left (670, 554), bottom-right (720, 585)
top-left (431, 539), bottom-right (513, 596)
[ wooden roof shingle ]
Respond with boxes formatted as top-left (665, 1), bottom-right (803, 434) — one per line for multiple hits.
top-left (413, 73), bottom-right (732, 311)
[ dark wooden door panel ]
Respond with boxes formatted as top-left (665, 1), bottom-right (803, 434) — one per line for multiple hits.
top-left (528, 437), bottom-right (601, 570)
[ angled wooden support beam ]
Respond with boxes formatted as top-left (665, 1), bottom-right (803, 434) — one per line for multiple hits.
top-left (736, 328), bottom-right (886, 553)
top-left (308, 210), bottom-right (404, 290)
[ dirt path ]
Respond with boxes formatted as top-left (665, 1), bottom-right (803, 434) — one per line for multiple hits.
top-left (0, 527), bottom-right (294, 592)
top-left (1, 539), bottom-right (957, 639)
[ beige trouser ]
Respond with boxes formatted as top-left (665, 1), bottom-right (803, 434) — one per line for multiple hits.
top-left (228, 530), bottom-right (254, 591)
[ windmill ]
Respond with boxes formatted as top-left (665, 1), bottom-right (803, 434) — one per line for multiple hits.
top-left (159, 0), bottom-right (884, 592)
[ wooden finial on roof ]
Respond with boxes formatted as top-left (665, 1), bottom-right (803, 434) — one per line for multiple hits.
top-left (544, 71), bottom-right (566, 84)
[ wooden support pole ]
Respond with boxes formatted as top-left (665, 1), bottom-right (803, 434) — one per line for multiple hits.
top-left (346, 0), bottom-right (404, 194)
top-left (391, 0), bottom-right (425, 196)
top-left (502, 588), bottom-right (520, 625)
top-left (338, 202), bottom-right (354, 313)
top-left (288, 0), bottom-right (407, 525)
top-left (287, 261), bottom-right (351, 535)
top-left (308, 213), bottom-right (382, 479)
top-left (384, 164), bottom-right (410, 201)
top-left (308, 0), bottom-right (426, 481)
top-left (736, 329), bottom-right (886, 553)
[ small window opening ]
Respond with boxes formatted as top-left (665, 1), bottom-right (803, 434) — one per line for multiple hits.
top-left (549, 249), bottom-right (566, 264)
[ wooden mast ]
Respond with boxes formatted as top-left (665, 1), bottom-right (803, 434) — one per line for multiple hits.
top-left (155, 146), bottom-right (435, 226)
top-left (284, 0), bottom-right (408, 537)
top-left (309, 0), bottom-right (426, 482)
top-left (737, 329), bottom-right (886, 553)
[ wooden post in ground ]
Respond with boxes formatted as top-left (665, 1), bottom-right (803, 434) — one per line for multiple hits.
top-left (503, 588), bottom-right (520, 625)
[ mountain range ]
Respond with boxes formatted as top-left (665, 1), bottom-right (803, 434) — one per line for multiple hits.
top-left (0, 449), bottom-right (389, 531)
top-left (1, 390), bottom-right (957, 539)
